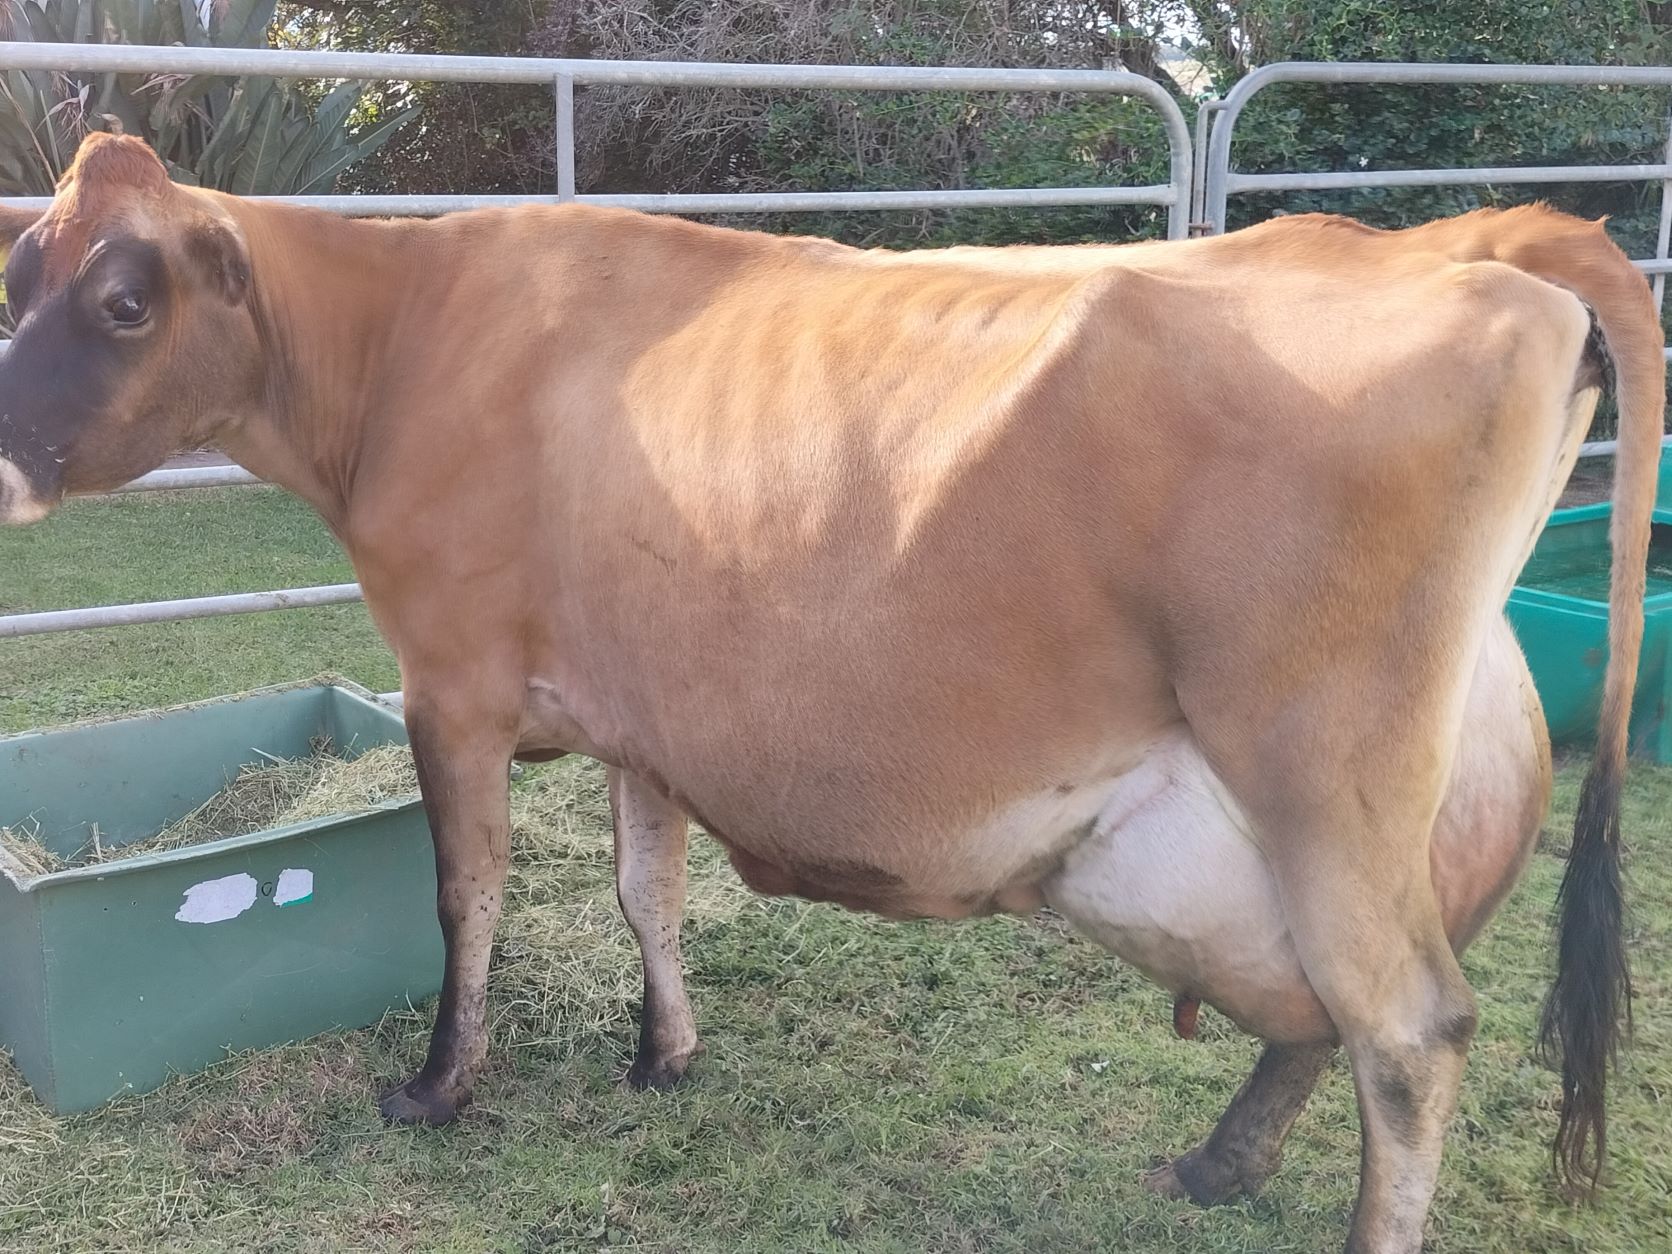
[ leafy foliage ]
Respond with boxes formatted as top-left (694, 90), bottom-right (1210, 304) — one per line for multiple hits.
top-left (301, 0), bottom-right (1672, 250)
top-left (20, 1), bottom-right (1669, 248)
top-left (273, 1), bottom-right (549, 198)
top-left (535, 1), bottom-right (1181, 245)
top-left (0, 0), bottom-right (417, 196)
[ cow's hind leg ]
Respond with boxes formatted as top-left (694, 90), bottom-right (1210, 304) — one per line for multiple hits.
top-left (379, 700), bottom-right (516, 1126)
top-left (1147, 616), bottom-right (1547, 1217)
top-left (1222, 750), bottom-right (1478, 1253)
top-left (1145, 1042), bottom-right (1334, 1205)
top-left (1165, 628), bottom-right (1489, 1254)
top-left (610, 767), bottom-right (701, 1089)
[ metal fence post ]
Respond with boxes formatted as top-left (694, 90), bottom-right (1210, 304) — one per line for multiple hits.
top-left (554, 72), bottom-right (576, 202)
top-left (1654, 100), bottom-right (1672, 314)
top-left (1190, 99), bottom-right (1225, 235)
top-left (1204, 62), bottom-right (1672, 236)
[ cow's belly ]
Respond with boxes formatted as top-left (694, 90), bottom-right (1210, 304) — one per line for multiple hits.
top-left (1043, 619), bottom-right (1548, 1043)
top-left (711, 755), bottom-right (1142, 920)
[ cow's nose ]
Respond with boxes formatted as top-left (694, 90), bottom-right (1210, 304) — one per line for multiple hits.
top-left (0, 453), bottom-right (51, 524)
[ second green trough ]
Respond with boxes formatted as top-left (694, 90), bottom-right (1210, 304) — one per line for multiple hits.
top-left (1507, 502), bottom-right (1672, 763)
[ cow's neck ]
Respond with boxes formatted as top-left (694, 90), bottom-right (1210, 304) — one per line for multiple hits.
top-left (214, 201), bottom-right (424, 533)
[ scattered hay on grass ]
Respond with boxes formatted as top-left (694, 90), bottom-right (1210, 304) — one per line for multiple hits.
top-left (0, 1050), bottom-right (63, 1159)
top-left (492, 760), bottom-right (637, 1050)
top-left (487, 756), bottom-right (775, 1054)
top-left (174, 1041), bottom-right (369, 1180)
top-left (0, 743), bottom-right (417, 876)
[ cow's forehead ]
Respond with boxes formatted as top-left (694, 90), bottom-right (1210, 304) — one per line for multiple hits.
top-left (58, 131), bottom-right (172, 201)
top-left (27, 133), bottom-right (174, 284)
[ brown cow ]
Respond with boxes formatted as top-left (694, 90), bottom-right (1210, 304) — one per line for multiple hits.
top-left (0, 133), bottom-right (1660, 1254)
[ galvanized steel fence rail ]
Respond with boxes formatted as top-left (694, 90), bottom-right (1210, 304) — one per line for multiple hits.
top-left (5, 49), bottom-right (1672, 642)
top-left (0, 42), bottom-right (1195, 227)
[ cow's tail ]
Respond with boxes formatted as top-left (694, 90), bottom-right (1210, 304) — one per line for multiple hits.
top-left (1473, 207), bottom-right (1663, 1196)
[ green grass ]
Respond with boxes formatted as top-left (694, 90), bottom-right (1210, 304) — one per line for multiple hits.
top-left (1, 489), bottom-right (1669, 1252)
top-left (0, 488), bottom-right (397, 729)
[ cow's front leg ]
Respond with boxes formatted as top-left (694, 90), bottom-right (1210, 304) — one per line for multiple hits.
top-left (379, 704), bottom-right (515, 1126)
top-left (1145, 1041), bottom-right (1335, 1204)
top-left (610, 766), bottom-right (701, 1089)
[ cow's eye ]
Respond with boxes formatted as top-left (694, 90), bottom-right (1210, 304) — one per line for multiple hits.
top-left (104, 290), bottom-right (149, 326)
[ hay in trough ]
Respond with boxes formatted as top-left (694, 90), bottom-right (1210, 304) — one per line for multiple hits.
top-left (0, 817), bottom-right (60, 877)
top-left (0, 742), bottom-right (417, 876)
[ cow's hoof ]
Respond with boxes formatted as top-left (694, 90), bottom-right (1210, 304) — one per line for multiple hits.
top-left (1143, 1160), bottom-right (1196, 1202)
top-left (378, 1078), bottom-right (467, 1126)
top-left (1142, 1151), bottom-right (1246, 1208)
top-left (626, 1041), bottom-right (702, 1091)
top-left (626, 1056), bottom-right (689, 1091)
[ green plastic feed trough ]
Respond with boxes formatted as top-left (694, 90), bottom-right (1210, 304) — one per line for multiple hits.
top-left (0, 680), bottom-right (442, 1114)
top-left (1507, 503), bottom-right (1672, 763)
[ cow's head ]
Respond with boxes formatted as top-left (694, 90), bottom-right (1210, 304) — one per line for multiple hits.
top-left (0, 132), bottom-right (262, 524)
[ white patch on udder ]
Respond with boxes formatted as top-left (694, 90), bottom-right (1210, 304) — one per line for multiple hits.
top-left (1044, 733), bottom-right (1333, 1042)
top-left (174, 872), bottom-right (259, 924)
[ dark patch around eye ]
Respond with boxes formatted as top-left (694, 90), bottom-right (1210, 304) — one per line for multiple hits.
top-left (78, 238), bottom-right (167, 331)
top-left (88, 236), bottom-right (165, 287)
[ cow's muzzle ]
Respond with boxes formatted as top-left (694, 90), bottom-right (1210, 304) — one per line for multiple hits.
top-left (0, 453), bottom-right (54, 524)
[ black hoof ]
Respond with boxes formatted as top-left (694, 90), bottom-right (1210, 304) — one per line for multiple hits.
top-left (1144, 1154), bottom-right (1233, 1207)
top-left (626, 1058), bottom-right (689, 1091)
top-left (378, 1078), bottom-right (467, 1126)
top-left (626, 1041), bottom-right (702, 1092)
top-left (1143, 1148), bottom-right (1276, 1208)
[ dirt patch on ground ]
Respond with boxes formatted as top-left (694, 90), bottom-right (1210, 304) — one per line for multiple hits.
top-left (176, 1043), bottom-right (367, 1179)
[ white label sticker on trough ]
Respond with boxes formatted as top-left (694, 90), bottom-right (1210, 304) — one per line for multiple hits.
top-left (175, 872), bottom-right (259, 924)
top-left (274, 868), bottom-right (314, 907)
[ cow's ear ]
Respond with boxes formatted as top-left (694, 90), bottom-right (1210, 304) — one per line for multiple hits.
top-left (185, 218), bottom-right (251, 305)
top-left (0, 204), bottom-right (40, 263)
top-left (0, 208), bottom-right (38, 305)
top-left (0, 204), bottom-right (38, 245)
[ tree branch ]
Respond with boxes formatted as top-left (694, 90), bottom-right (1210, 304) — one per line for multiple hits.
top-left (277, 0), bottom-right (386, 14)
top-left (1094, 2), bottom-right (1187, 97)
top-left (1182, 0), bottom-right (1249, 84)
